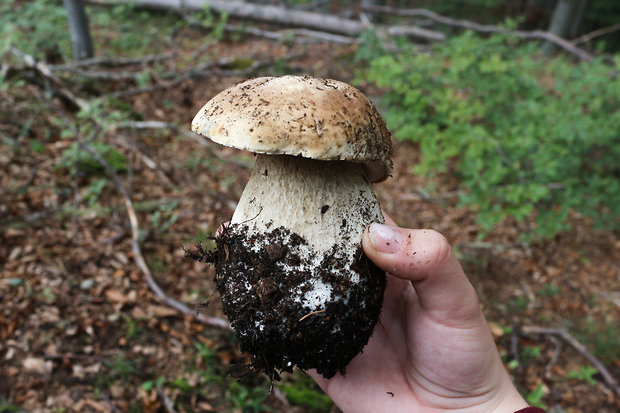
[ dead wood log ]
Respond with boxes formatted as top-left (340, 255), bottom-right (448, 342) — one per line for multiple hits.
top-left (92, 0), bottom-right (445, 41)
top-left (363, 5), bottom-right (593, 61)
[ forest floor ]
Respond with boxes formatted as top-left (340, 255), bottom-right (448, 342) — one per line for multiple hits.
top-left (1, 6), bottom-right (619, 413)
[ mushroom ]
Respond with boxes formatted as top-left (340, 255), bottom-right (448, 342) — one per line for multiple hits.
top-left (191, 75), bottom-right (392, 379)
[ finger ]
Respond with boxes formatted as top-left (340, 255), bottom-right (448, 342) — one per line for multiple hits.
top-left (382, 210), bottom-right (397, 226)
top-left (362, 223), bottom-right (480, 323)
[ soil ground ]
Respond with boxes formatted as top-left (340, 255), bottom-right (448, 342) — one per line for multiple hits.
top-left (1, 11), bottom-right (619, 413)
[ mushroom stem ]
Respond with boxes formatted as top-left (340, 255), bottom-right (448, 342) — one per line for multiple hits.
top-left (217, 154), bottom-right (387, 378)
top-left (231, 154), bottom-right (384, 255)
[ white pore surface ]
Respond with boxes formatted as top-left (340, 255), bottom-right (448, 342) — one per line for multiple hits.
top-left (231, 155), bottom-right (384, 311)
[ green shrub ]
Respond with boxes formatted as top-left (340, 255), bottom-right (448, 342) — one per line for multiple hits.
top-left (1, 0), bottom-right (72, 59)
top-left (358, 31), bottom-right (620, 239)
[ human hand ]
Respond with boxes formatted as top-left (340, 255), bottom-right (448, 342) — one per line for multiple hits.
top-left (308, 218), bottom-right (529, 413)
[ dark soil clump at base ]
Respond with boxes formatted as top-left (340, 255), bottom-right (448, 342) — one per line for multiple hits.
top-left (209, 224), bottom-right (386, 380)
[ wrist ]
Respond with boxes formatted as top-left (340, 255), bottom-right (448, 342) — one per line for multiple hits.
top-left (485, 375), bottom-right (529, 413)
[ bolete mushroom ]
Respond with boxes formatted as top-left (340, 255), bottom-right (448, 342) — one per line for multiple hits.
top-left (191, 75), bottom-right (392, 379)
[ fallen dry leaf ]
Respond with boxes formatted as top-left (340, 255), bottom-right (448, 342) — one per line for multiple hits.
top-left (105, 288), bottom-right (135, 304)
top-left (22, 357), bottom-right (53, 375)
top-left (147, 304), bottom-right (179, 318)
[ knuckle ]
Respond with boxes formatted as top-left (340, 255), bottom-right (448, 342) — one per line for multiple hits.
top-left (425, 229), bottom-right (452, 269)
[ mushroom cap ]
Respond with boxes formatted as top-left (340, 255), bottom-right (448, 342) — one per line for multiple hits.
top-left (191, 75), bottom-right (393, 182)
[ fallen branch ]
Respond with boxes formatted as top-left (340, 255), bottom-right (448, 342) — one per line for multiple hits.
top-left (10, 47), bottom-right (90, 110)
top-left (99, 54), bottom-right (265, 99)
top-left (111, 120), bottom-right (252, 170)
top-left (520, 325), bottom-right (620, 398)
top-left (113, 134), bottom-right (177, 187)
top-left (92, 0), bottom-right (445, 42)
top-left (363, 5), bottom-right (594, 62)
top-left (224, 23), bottom-right (356, 44)
top-left (49, 52), bottom-right (176, 70)
top-left (179, 9), bottom-right (356, 44)
top-left (572, 22), bottom-right (620, 45)
top-left (79, 140), bottom-right (232, 330)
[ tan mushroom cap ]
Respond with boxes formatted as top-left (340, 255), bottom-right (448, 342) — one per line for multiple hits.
top-left (191, 75), bottom-right (393, 182)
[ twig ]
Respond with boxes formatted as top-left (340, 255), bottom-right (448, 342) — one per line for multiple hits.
top-left (157, 388), bottom-right (176, 413)
top-left (112, 133), bottom-right (177, 187)
top-left (112, 120), bottom-right (208, 144)
top-left (545, 335), bottom-right (562, 379)
top-left (48, 52), bottom-right (176, 70)
top-left (51, 68), bottom-right (145, 81)
top-left (362, 5), bottom-right (594, 62)
top-left (299, 309), bottom-right (325, 321)
top-left (78, 140), bottom-right (232, 330)
top-left (111, 120), bottom-right (252, 170)
top-left (521, 325), bottom-right (620, 398)
top-left (43, 353), bottom-right (104, 361)
top-left (100, 56), bottom-right (251, 99)
top-left (9, 47), bottom-right (90, 109)
top-left (572, 22), bottom-right (620, 45)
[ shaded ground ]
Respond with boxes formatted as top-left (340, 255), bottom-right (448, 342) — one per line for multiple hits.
top-left (1, 9), bottom-right (619, 413)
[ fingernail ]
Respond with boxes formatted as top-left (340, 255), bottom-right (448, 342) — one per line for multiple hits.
top-left (368, 223), bottom-right (404, 254)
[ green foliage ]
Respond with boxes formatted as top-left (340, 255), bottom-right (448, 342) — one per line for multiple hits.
top-left (576, 316), bottom-right (620, 364)
top-left (1, 0), bottom-right (71, 59)
top-left (197, 6), bottom-right (229, 40)
top-left (525, 383), bottom-right (547, 408)
top-left (1, 1), bottom-right (181, 60)
top-left (582, 1), bottom-right (620, 52)
top-left (537, 283), bottom-right (560, 297)
top-left (57, 142), bottom-right (127, 176)
top-left (105, 355), bottom-right (139, 382)
top-left (82, 178), bottom-right (108, 207)
top-left (358, 31), bottom-right (620, 239)
top-left (0, 400), bottom-right (22, 413)
top-left (566, 366), bottom-right (599, 386)
top-left (149, 201), bottom-right (179, 234)
top-left (89, 4), bottom-right (180, 55)
top-left (29, 140), bottom-right (46, 154)
top-left (226, 381), bottom-right (270, 413)
top-left (194, 341), bottom-right (225, 385)
top-left (141, 376), bottom-right (165, 391)
top-left (520, 345), bottom-right (542, 362)
top-left (279, 374), bottom-right (333, 412)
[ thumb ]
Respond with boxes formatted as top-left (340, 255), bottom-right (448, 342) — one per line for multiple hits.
top-left (362, 223), bottom-right (481, 323)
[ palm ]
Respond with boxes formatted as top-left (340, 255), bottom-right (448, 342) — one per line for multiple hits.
top-left (310, 274), bottom-right (507, 412)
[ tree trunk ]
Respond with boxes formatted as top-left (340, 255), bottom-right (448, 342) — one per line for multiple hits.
top-left (568, 0), bottom-right (587, 38)
top-left (547, 0), bottom-right (587, 39)
top-left (63, 0), bottom-right (94, 60)
top-left (543, 0), bottom-right (587, 52)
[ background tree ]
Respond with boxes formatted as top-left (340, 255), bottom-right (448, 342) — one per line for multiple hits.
top-left (63, 0), bottom-right (94, 59)
top-left (548, 0), bottom-right (587, 38)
